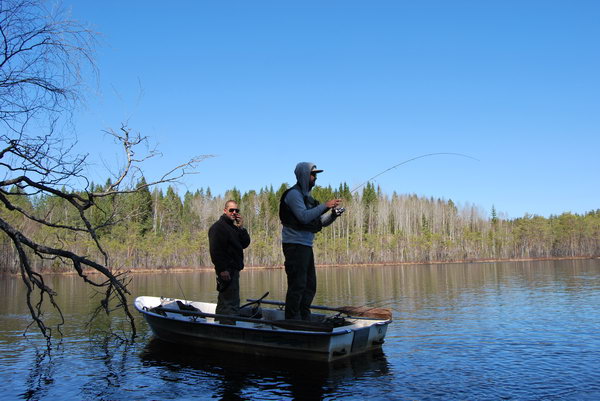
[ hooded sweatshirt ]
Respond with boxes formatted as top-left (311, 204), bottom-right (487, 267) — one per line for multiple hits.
top-left (280, 162), bottom-right (337, 247)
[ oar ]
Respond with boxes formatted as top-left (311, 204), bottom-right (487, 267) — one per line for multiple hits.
top-left (246, 299), bottom-right (393, 320)
top-left (324, 305), bottom-right (392, 320)
top-left (239, 291), bottom-right (269, 310)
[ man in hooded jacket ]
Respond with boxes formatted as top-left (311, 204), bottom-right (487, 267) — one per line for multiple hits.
top-left (279, 162), bottom-right (343, 320)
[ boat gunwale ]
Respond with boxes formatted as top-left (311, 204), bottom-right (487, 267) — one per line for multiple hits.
top-left (135, 296), bottom-right (390, 336)
top-left (137, 305), bottom-right (361, 337)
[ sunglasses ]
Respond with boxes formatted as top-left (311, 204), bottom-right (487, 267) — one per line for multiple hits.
top-left (228, 208), bottom-right (240, 213)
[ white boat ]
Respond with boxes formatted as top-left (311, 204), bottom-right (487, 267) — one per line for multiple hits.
top-left (134, 295), bottom-right (392, 362)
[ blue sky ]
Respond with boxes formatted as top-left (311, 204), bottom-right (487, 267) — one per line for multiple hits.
top-left (64, 1), bottom-right (599, 219)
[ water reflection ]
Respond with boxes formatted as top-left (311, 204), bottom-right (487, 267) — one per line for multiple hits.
top-left (21, 346), bottom-right (54, 400)
top-left (80, 336), bottom-right (135, 401)
top-left (2, 259), bottom-right (600, 400)
top-left (139, 338), bottom-right (391, 400)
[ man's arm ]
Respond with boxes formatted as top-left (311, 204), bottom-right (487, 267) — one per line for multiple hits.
top-left (238, 227), bottom-right (251, 249)
top-left (285, 189), bottom-right (328, 224)
top-left (208, 224), bottom-right (229, 274)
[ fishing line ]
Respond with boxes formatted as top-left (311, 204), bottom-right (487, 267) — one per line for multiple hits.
top-left (174, 274), bottom-right (187, 300)
top-left (350, 152), bottom-right (479, 194)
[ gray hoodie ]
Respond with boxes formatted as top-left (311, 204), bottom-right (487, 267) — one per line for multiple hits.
top-left (281, 162), bottom-right (337, 247)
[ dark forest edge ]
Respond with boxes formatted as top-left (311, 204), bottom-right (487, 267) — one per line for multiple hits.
top-left (2, 180), bottom-right (599, 274)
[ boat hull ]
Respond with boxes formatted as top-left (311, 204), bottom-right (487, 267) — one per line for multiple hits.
top-left (135, 296), bottom-right (390, 362)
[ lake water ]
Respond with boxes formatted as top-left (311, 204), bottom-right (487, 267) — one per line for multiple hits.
top-left (1, 259), bottom-right (600, 400)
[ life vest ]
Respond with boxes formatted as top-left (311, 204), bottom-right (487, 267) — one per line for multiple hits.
top-left (279, 188), bottom-right (323, 233)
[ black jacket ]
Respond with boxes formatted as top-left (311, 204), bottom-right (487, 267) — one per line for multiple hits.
top-left (208, 214), bottom-right (251, 274)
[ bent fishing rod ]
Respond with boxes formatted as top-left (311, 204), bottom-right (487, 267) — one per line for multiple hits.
top-left (349, 152), bottom-right (479, 194)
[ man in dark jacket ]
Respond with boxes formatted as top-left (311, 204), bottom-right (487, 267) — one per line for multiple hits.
top-left (208, 200), bottom-right (251, 318)
top-left (279, 162), bottom-right (343, 320)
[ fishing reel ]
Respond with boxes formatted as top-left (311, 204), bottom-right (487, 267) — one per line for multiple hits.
top-left (333, 207), bottom-right (346, 216)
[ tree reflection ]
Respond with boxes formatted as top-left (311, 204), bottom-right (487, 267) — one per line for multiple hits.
top-left (21, 346), bottom-right (55, 401)
top-left (79, 335), bottom-right (134, 400)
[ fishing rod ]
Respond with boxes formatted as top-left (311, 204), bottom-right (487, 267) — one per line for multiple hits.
top-left (349, 152), bottom-right (479, 194)
top-left (174, 274), bottom-right (187, 300)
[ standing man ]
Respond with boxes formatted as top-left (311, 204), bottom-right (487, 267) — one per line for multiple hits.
top-left (279, 162), bottom-right (344, 321)
top-left (208, 200), bottom-right (251, 320)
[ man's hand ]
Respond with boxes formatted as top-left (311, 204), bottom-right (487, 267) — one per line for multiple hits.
top-left (232, 213), bottom-right (243, 227)
top-left (220, 271), bottom-right (231, 281)
top-left (325, 199), bottom-right (342, 209)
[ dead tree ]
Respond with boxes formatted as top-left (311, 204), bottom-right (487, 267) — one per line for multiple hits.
top-left (0, 0), bottom-right (209, 343)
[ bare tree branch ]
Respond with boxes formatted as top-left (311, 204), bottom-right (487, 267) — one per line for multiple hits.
top-left (0, 0), bottom-right (212, 345)
top-left (98, 124), bottom-right (213, 196)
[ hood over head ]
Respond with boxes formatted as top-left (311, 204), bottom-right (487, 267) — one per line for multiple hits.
top-left (294, 162), bottom-right (322, 195)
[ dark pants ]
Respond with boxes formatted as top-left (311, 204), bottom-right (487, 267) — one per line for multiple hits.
top-left (283, 243), bottom-right (316, 320)
top-left (216, 270), bottom-right (240, 317)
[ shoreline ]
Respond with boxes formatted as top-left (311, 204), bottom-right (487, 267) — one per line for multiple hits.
top-left (4, 255), bottom-right (598, 276)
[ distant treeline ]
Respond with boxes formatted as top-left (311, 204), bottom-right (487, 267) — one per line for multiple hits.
top-left (1, 179), bottom-right (599, 273)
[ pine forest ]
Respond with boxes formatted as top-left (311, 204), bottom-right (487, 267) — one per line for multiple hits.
top-left (1, 180), bottom-right (599, 273)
